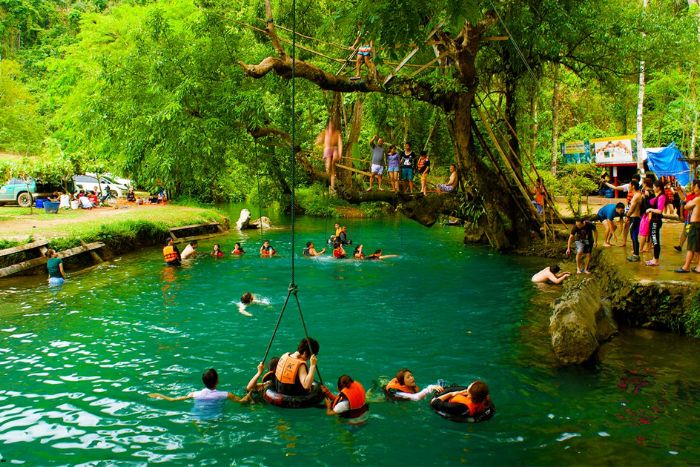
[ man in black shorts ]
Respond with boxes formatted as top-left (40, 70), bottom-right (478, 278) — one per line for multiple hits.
top-left (566, 218), bottom-right (598, 274)
top-left (675, 180), bottom-right (700, 273)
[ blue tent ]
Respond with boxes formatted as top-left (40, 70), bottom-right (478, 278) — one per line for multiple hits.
top-left (645, 142), bottom-right (691, 186)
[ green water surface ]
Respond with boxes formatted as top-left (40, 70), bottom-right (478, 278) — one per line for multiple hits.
top-left (1, 211), bottom-right (699, 465)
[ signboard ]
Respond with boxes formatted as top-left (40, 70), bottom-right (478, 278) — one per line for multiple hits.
top-left (562, 140), bottom-right (592, 164)
top-left (591, 135), bottom-right (636, 165)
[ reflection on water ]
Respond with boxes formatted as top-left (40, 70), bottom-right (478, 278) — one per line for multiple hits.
top-left (0, 211), bottom-right (699, 464)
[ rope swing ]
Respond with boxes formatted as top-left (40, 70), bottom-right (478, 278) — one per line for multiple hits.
top-left (258, 0), bottom-right (323, 386)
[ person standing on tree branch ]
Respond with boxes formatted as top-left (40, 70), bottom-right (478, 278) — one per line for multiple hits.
top-left (367, 135), bottom-right (386, 192)
top-left (350, 22), bottom-right (376, 81)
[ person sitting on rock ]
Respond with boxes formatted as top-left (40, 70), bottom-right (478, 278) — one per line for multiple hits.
top-left (531, 264), bottom-right (571, 284)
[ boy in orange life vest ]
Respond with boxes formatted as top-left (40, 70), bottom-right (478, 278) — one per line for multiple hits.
top-left (430, 380), bottom-right (492, 417)
top-left (274, 337), bottom-right (320, 396)
top-left (322, 375), bottom-right (368, 419)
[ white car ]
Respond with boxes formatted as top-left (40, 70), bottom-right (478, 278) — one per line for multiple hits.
top-left (86, 172), bottom-right (133, 188)
top-left (73, 175), bottom-right (129, 198)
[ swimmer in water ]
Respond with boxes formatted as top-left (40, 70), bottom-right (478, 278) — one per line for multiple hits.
top-left (353, 244), bottom-right (365, 259)
top-left (148, 368), bottom-right (243, 403)
top-left (303, 241), bottom-right (326, 257)
top-left (238, 292), bottom-right (254, 316)
top-left (366, 248), bottom-right (398, 260)
top-left (211, 244), bottom-right (224, 257)
top-left (333, 241), bottom-right (347, 259)
top-left (231, 242), bottom-right (245, 255)
top-left (531, 264), bottom-right (570, 284)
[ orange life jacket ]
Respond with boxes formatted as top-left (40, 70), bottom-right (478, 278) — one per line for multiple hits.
top-left (274, 353), bottom-right (307, 385)
top-left (385, 378), bottom-right (419, 394)
top-left (333, 381), bottom-right (366, 410)
top-left (449, 393), bottom-right (486, 417)
top-left (163, 245), bottom-right (179, 263)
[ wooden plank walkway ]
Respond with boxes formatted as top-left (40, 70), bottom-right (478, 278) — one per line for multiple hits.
top-left (169, 222), bottom-right (221, 232)
top-left (0, 242), bottom-right (105, 278)
top-left (0, 239), bottom-right (49, 259)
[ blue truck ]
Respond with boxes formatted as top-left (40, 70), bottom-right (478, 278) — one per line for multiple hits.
top-left (0, 178), bottom-right (69, 207)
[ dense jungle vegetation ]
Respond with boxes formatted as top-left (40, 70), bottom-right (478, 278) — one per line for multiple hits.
top-left (1, 0), bottom-right (698, 228)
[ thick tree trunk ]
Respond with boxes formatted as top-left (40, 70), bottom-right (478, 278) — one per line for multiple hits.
top-left (551, 63), bottom-right (560, 175)
top-left (447, 94), bottom-right (530, 249)
top-left (529, 86), bottom-right (539, 161)
top-left (504, 72), bottom-right (520, 172)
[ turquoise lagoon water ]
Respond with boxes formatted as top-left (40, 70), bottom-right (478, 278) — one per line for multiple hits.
top-left (0, 212), bottom-right (699, 464)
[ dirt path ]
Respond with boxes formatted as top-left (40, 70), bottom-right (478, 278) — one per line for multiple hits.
top-left (0, 204), bottom-right (218, 241)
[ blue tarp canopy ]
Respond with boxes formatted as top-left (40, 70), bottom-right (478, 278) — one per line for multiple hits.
top-left (645, 142), bottom-right (691, 186)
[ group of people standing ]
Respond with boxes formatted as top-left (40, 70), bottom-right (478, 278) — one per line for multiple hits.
top-left (367, 136), bottom-right (458, 195)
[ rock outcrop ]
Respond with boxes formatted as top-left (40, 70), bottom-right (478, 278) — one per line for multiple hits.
top-left (549, 278), bottom-right (618, 365)
top-left (236, 209), bottom-right (271, 230)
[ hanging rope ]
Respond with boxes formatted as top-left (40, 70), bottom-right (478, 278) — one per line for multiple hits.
top-left (257, 0), bottom-right (324, 387)
top-left (255, 140), bottom-right (264, 239)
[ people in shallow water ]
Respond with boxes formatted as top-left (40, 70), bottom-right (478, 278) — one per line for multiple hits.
top-left (243, 358), bottom-right (280, 401)
top-left (274, 337), bottom-right (320, 396)
top-left (181, 240), bottom-right (198, 260)
top-left (231, 242), bottom-right (245, 255)
top-left (384, 368), bottom-right (443, 401)
top-left (46, 249), bottom-right (66, 287)
top-left (333, 241), bottom-right (347, 259)
top-left (260, 240), bottom-right (276, 257)
top-left (322, 374), bottom-right (368, 419)
top-left (366, 248), bottom-right (398, 260)
top-left (303, 241), bottom-right (326, 257)
top-left (353, 244), bottom-right (365, 259)
top-left (148, 368), bottom-right (243, 403)
top-left (211, 244), bottom-right (224, 257)
top-left (162, 238), bottom-right (181, 266)
top-left (531, 264), bottom-right (571, 284)
top-left (430, 380), bottom-right (492, 418)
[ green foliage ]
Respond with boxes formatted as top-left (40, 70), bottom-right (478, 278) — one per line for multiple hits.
top-left (0, 60), bottom-right (45, 154)
top-left (454, 191), bottom-right (486, 228)
top-left (295, 184), bottom-right (348, 217)
top-left (358, 202), bottom-right (391, 218)
top-left (540, 164), bottom-right (598, 216)
top-left (0, 0), bottom-right (698, 210)
top-left (685, 292), bottom-right (700, 338)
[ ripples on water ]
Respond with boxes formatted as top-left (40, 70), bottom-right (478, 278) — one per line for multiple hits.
top-left (1, 216), bottom-right (700, 464)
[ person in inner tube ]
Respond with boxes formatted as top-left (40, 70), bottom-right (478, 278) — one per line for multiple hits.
top-left (385, 368), bottom-right (443, 401)
top-left (322, 374), bottom-right (367, 417)
top-left (242, 357), bottom-right (280, 402)
top-left (431, 381), bottom-right (492, 418)
top-left (274, 337), bottom-right (320, 396)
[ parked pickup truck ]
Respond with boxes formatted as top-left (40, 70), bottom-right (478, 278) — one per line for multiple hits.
top-left (0, 178), bottom-right (70, 207)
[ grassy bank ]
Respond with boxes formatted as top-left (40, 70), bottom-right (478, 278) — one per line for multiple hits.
top-left (0, 204), bottom-right (228, 255)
